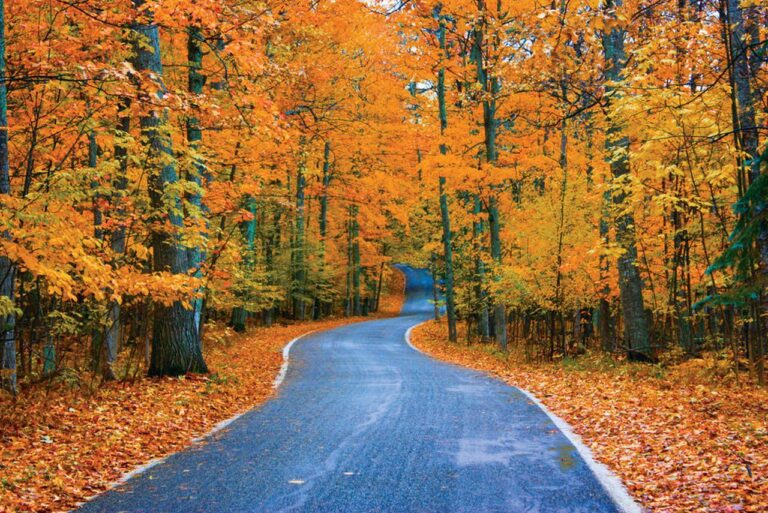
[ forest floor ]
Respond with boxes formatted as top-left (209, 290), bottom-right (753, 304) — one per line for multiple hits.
top-left (0, 270), bottom-right (405, 513)
top-left (411, 320), bottom-right (768, 513)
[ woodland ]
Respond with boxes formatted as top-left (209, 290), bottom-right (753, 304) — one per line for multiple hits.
top-left (0, 0), bottom-right (767, 511)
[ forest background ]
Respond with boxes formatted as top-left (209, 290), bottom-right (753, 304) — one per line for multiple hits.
top-left (1, 0), bottom-right (767, 511)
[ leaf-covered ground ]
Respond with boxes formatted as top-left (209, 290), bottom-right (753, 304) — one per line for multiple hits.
top-left (411, 320), bottom-right (768, 513)
top-left (0, 271), bottom-right (404, 513)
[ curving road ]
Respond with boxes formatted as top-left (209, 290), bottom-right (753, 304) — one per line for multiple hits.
top-left (79, 267), bottom-right (635, 513)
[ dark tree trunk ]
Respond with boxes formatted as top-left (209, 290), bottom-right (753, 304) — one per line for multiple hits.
top-left (317, 141), bottom-right (332, 316)
top-left (131, 1), bottom-right (207, 376)
top-left (351, 206), bottom-right (362, 317)
top-left (602, 0), bottom-right (651, 357)
top-left (319, 141), bottom-right (331, 243)
top-left (231, 198), bottom-right (257, 333)
top-left (723, 0), bottom-right (765, 383)
top-left (345, 208), bottom-right (353, 317)
top-left (0, 0), bottom-right (16, 394)
top-left (292, 146), bottom-right (307, 320)
top-left (186, 25), bottom-right (208, 340)
top-left (488, 196), bottom-right (506, 351)
top-left (374, 261), bottom-right (385, 312)
top-left (430, 255), bottom-right (441, 321)
top-left (102, 109), bottom-right (131, 380)
top-left (439, 177), bottom-right (458, 342)
top-left (435, 12), bottom-right (457, 342)
top-left (230, 308), bottom-right (247, 333)
top-left (473, 195), bottom-right (490, 340)
top-left (89, 129), bottom-right (118, 380)
top-left (474, 0), bottom-right (506, 351)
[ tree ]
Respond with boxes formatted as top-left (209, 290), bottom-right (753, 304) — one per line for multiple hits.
top-left (130, 0), bottom-right (207, 376)
top-left (0, 0), bottom-right (16, 393)
top-left (601, 0), bottom-right (651, 358)
top-left (436, 7), bottom-right (458, 342)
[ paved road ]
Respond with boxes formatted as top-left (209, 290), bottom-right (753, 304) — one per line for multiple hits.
top-left (79, 267), bottom-right (631, 513)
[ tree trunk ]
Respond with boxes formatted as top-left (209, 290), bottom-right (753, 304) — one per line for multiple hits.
top-left (292, 145), bottom-right (307, 320)
top-left (351, 205), bottom-right (362, 317)
top-left (89, 129), bottom-right (118, 380)
top-left (102, 109), bottom-right (131, 380)
top-left (723, 0), bottom-right (765, 383)
top-left (473, 1), bottom-right (506, 351)
top-left (435, 12), bottom-right (457, 342)
top-left (317, 141), bottom-right (332, 315)
top-left (430, 255), bottom-right (441, 321)
top-left (488, 196), bottom-right (507, 351)
top-left (231, 198), bottom-right (257, 333)
top-left (0, 0), bottom-right (16, 394)
top-left (374, 261), bottom-right (385, 312)
top-left (230, 307), bottom-right (247, 333)
top-left (319, 141), bottom-right (331, 243)
top-left (439, 177), bottom-right (458, 342)
top-left (131, 1), bottom-right (208, 376)
top-left (598, 179), bottom-right (615, 350)
top-left (554, 78), bottom-right (569, 355)
top-left (473, 195), bottom-right (490, 340)
top-left (345, 208), bottom-right (353, 317)
top-left (602, 0), bottom-right (651, 357)
top-left (186, 25), bottom-right (208, 340)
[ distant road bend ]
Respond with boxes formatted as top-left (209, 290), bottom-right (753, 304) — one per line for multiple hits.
top-left (80, 266), bottom-right (640, 513)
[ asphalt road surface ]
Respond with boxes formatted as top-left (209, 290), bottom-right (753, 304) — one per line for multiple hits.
top-left (79, 266), bottom-right (635, 513)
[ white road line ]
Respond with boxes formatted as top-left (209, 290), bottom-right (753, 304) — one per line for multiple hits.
top-left (517, 388), bottom-right (644, 513)
top-left (274, 329), bottom-right (319, 388)
top-left (404, 324), bottom-right (426, 354)
top-left (403, 321), bottom-right (644, 513)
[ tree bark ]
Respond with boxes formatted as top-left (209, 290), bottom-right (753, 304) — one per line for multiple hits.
top-left (488, 196), bottom-right (506, 351)
top-left (351, 205), bottom-right (362, 317)
top-left (474, 0), bottom-right (506, 350)
top-left (430, 255), bottom-right (441, 321)
top-left (345, 207), bottom-right (352, 317)
top-left (231, 198), bottom-right (257, 333)
top-left (107, 108), bottom-right (130, 375)
top-left (723, 0), bottom-right (765, 383)
top-left (89, 129), bottom-right (118, 380)
top-left (186, 25), bottom-right (208, 340)
top-left (472, 195), bottom-right (490, 340)
top-left (435, 11), bottom-right (457, 342)
top-left (602, 0), bottom-right (651, 357)
top-left (292, 145), bottom-right (307, 320)
top-left (0, 0), bottom-right (17, 394)
top-left (439, 177), bottom-right (458, 342)
top-left (317, 140), bottom-right (332, 316)
top-left (131, 0), bottom-right (208, 376)
top-left (374, 261), bottom-right (385, 312)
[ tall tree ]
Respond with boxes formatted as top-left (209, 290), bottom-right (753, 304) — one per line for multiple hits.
top-left (0, 0), bottom-right (16, 393)
top-left (131, 0), bottom-right (207, 376)
top-left (436, 7), bottom-right (458, 342)
top-left (316, 140), bottom-right (333, 317)
top-left (601, 0), bottom-right (651, 358)
top-left (293, 143), bottom-right (308, 320)
top-left (720, 0), bottom-right (765, 383)
top-left (603, 0), bottom-right (651, 357)
top-left (186, 24), bottom-right (207, 339)
top-left (231, 198), bottom-right (257, 332)
top-left (473, 0), bottom-right (506, 351)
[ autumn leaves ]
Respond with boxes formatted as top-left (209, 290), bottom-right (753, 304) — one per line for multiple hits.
top-left (0, 0), bottom-right (416, 391)
top-left (0, 0), bottom-right (765, 393)
top-left (402, 0), bottom-right (767, 381)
